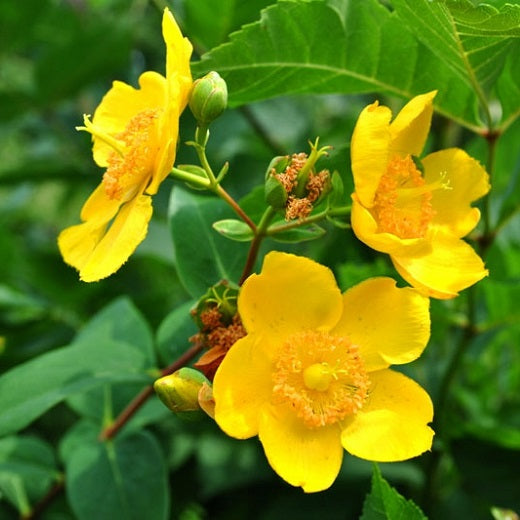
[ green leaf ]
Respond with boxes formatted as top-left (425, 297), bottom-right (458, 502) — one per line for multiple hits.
top-left (66, 383), bottom-right (170, 433)
top-left (183, 0), bottom-right (275, 52)
top-left (0, 284), bottom-right (47, 325)
top-left (0, 435), bottom-right (58, 515)
top-left (269, 223), bottom-right (326, 243)
top-left (0, 473), bottom-right (29, 516)
top-left (392, 0), bottom-right (520, 126)
top-left (496, 44), bottom-right (520, 129)
top-left (168, 187), bottom-right (248, 297)
top-left (212, 219), bottom-right (255, 241)
top-left (0, 318), bottom-right (153, 436)
top-left (360, 464), bottom-right (427, 520)
top-left (156, 300), bottom-right (199, 366)
top-left (193, 0), bottom-right (485, 130)
top-left (75, 296), bottom-right (155, 365)
top-left (63, 423), bottom-right (168, 520)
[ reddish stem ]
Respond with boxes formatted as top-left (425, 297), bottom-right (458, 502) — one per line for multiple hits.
top-left (99, 342), bottom-right (204, 441)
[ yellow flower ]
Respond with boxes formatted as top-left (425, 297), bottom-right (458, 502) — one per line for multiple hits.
top-left (58, 8), bottom-right (192, 282)
top-left (350, 91), bottom-right (490, 299)
top-left (213, 251), bottom-right (433, 493)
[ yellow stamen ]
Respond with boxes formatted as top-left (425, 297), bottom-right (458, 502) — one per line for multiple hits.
top-left (372, 154), bottom-right (449, 239)
top-left (102, 109), bottom-right (161, 200)
top-left (272, 331), bottom-right (370, 429)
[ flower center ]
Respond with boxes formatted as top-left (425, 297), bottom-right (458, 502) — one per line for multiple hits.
top-left (79, 109), bottom-right (161, 201)
top-left (272, 331), bottom-right (370, 429)
top-left (372, 154), bottom-right (448, 239)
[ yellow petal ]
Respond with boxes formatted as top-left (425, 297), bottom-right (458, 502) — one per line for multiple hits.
top-left (80, 183), bottom-right (121, 222)
top-left (424, 148), bottom-right (490, 237)
top-left (389, 91), bottom-right (436, 156)
top-left (239, 252), bottom-right (343, 345)
top-left (351, 194), bottom-right (429, 256)
top-left (213, 335), bottom-right (273, 439)
top-left (259, 403), bottom-right (343, 492)
top-left (163, 8), bottom-right (193, 109)
top-left (391, 231), bottom-right (488, 299)
top-left (341, 369), bottom-right (434, 461)
top-left (78, 193), bottom-right (153, 282)
top-left (90, 71), bottom-right (167, 167)
top-left (350, 101), bottom-right (392, 207)
top-left (147, 136), bottom-right (176, 195)
top-left (332, 278), bottom-right (430, 372)
top-left (58, 219), bottom-right (107, 272)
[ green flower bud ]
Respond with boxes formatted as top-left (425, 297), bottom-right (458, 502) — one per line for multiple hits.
top-left (265, 174), bottom-right (288, 209)
top-left (154, 368), bottom-right (210, 414)
top-left (189, 71), bottom-right (228, 125)
top-left (265, 155), bottom-right (291, 180)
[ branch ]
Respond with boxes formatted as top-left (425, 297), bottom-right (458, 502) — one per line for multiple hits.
top-left (99, 342), bottom-right (204, 441)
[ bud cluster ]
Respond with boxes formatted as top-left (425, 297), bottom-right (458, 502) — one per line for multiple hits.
top-left (190, 281), bottom-right (246, 380)
top-left (265, 140), bottom-right (331, 220)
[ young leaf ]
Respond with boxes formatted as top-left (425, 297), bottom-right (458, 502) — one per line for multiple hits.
top-left (270, 223), bottom-right (326, 243)
top-left (169, 187), bottom-right (249, 297)
top-left (213, 219), bottom-right (255, 241)
top-left (193, 0), bottom-right (484, 130)
top-left (64, 424), bottom-right (169, 520)
top-left (360, 464), bottom-right (427, 520)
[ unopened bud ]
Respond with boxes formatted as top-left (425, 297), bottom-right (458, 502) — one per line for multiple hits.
top-left (154, 368), bottom-right (209, 413)
top-left (189, 71), bottom-right (228, 125)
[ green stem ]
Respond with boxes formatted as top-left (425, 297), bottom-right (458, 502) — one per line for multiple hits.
top-left (266, 205), bottom-right (351, 236)
top-left (239, 207), bottom-right (277, 285)
top-left (99, 341), bottom-right (204, 441)
top-left (193, 127), bottom-right (218, 185)
top-left (480, 130), bottom-right (500, 255)
top-left (215, 185), bottom-right (257, 232)
top-left (170, 166), bottom-right (211, 189)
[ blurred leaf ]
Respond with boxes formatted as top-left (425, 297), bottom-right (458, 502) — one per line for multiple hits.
top-left (0, 284), bottom-right (47, 325)
top-left (66, 383), bottom-right (169, 432)
top-left (336, 257), bottom-right (394, 292)
top-left (64, 423), bottom-right (168, 520)
top-left (0, 473), bottom-right (29, 516)
top-left (34, 7), bottom-right (132, 104)
top-left (491, 507), bottom-right (520, 520)
top-left (75, 297), bottom-right (156, 365)
top-left (0, 435), bottom-right (58, 515)
top-left (168, 187), bottom-right (248, 298)
top-left (212, 218), bottom-right (254, 241)
top-left (156, 300), bottom-right (198, 366)
top-left (0, 299), bottom-right (156, 435)
top-left (183, 0), bottom-right (275, 52)
top-left (193, 0), bottom-right (485, 131)
top-left (452, 437), bottom-right (520, 514)
top-left (360, 464), bottom-right (426, 520)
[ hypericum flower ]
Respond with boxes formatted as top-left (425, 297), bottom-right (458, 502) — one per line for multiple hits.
top-left (58, 8), bottom-right (192, 282)
top-left (350, 91), bottom-right (490, 299)
top-left (213, 251), bottom-right (433, 493)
